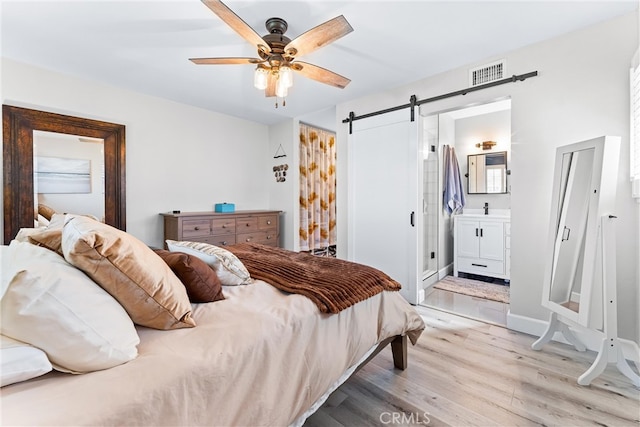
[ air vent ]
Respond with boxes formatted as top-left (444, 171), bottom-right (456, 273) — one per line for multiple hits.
top-left (469, 60), bottom-right (506, 86)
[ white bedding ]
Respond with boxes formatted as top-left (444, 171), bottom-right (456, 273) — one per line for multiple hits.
top-left (1, 279), bottom-right (425, 426)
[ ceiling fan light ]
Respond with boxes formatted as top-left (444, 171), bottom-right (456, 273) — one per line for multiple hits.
top-left (275, 76), bottom-right (288, 98)
top-left (254, 66), bottom-right (268, 90)
top-left (279, 65), bottom-right (293, 88)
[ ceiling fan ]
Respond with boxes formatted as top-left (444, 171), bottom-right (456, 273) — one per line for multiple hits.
top-left (190, 0), bottom-right (353, 106)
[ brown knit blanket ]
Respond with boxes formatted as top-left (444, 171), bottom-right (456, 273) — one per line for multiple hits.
top-left (226, 243), bottom-right (401, 314)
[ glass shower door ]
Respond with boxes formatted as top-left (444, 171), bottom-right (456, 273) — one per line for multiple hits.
top-left (422, 115), bottom-right (439, 280)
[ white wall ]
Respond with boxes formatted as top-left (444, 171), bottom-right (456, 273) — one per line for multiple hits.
top-left (268, 120), bottom-right (296, 250)
top-left (1, 58), bottom-right (270, 248)
top-left (337, 12), bottom-right (639, 342)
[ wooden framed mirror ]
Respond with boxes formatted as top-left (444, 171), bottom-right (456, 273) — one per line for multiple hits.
top-left (3, 105), bottom-right (126, 243)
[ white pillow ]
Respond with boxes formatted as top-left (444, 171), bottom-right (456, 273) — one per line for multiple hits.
top-left (36, 214), bottom-right (50, 227)
top-left (1, 335), bottom-right (52, 387)
top-left (166, 240), bottom-right (253, 285)
top-left (13, 227), bottom-right (45, 243)
top-left (1, 241), bottom-right (140, 373)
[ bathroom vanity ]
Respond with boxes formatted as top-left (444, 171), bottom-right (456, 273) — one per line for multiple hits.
top-left (453, 212), bottom-right (511, 281)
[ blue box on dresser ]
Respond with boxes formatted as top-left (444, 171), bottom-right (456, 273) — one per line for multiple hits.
top-left (214, 203), bottom-right (235, 213)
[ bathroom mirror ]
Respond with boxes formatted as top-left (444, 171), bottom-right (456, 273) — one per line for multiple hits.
top-left (3, 105), bottom-right (126, 243)
top-left (467, 151), bottom-right (507, 194)
top-left (541, 136), bottom-right (620, 328)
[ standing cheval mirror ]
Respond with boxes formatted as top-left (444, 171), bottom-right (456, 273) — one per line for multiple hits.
top-left (532, 135), bottom-right (639, 387)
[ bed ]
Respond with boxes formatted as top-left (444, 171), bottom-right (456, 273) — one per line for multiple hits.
top-left (0, 215), bottom-right (425, 426)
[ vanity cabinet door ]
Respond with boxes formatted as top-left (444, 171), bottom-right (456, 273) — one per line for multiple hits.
top-left (478, 221), bottom-right (504, 261)
top-left (456, 220), bottom-right (481, 258)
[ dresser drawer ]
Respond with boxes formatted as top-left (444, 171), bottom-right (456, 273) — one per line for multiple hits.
top-left (237, 231), bottom-right (267, 244)
top-left (457, 257), bottom-right (505, 275)
top-left (182, 220), bottom-right (211, 238)
top-left (258, 215), bottom-right (278, 230)
top-left (211, 218), bottom-right (236, 235)
top-left (237, 231), bottom-right (278, 246)
top-left (236, 217), bottom-right (258, 232)
top-left (198, 235), bottom-right (236, 247)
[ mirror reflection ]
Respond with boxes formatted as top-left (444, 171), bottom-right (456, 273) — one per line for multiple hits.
top-left (33, 130), bottom-right (105, 225)
top-left (549, 148), bottom-right (595, 312)
top-left (467, 151), bottom-right (507, 194)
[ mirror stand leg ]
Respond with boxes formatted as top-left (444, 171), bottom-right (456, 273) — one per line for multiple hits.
top-left (531, 313), bottom-right (557, 350)
top-left (578, 337), bottom-right (640, 387)
top-left (558, 322), bottom-right (586, 352)
top-left (532, 312), bottom-right (586, 352)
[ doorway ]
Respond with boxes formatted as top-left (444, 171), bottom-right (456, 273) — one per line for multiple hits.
top-left (420, 99), bottom-right (512, 326)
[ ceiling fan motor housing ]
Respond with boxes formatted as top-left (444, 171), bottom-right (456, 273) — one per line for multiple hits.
top-left (261, 18), bottom-right (295, 62)
top-left (265, 17), bottom-right (287, 34)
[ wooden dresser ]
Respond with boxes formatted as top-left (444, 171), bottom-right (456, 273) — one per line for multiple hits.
top-left (161, 210), bottom-right (281, 248)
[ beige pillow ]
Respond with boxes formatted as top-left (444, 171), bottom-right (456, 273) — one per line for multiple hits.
top-left (63, 217), bottom-right (196, 330)
top-left (166, 240), bottom-right (253, 285)
top-left (1, 241), bottom-right (139, 373)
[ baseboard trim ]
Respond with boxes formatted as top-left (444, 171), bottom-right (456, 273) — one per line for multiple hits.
top-left (438, 264), bottom-right (452, 280)
top-left (507, 310), bottom-right (640, 363)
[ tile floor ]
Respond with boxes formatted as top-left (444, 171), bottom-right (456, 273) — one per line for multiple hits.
top-left (421, 283), bottom-right (509, 326)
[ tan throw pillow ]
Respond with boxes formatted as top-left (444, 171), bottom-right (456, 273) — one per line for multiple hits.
top-left (28, 228), bottom-right (63, 255)
top-left (37, 204), bottom-right (56, 221)
top-left (154, 249), bottom-right (225, 303)
top-left (27, 213), bottom-right (69, 255)
top-left (166, 240), bottom-right (253, 285)
top-left (62, 217), bottom-right (195, 330)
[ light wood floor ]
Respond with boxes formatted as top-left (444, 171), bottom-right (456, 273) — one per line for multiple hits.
top-left (304, 306), bottom-right (640, 426)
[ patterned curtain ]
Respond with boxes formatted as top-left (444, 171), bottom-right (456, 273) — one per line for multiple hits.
top-left (299, 124), bottom-right (337, 252)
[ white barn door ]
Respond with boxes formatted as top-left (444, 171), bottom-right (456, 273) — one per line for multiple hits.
top-left (347, 109), bottom-right (420, 304)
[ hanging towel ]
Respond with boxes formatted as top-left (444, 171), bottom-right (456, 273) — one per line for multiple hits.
top-left (443, 145), bottom-right (466, 215)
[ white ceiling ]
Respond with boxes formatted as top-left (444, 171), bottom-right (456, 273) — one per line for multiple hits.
top-left (1, 1), bottom-right (637, 125)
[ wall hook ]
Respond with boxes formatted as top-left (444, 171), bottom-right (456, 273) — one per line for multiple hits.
top-left (273, 144), bottom-right (287, 159)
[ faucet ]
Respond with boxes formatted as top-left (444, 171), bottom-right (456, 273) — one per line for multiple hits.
top-left (484, 202), bottom-right (489, 215)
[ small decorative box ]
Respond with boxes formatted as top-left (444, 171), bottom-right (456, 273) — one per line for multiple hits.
top-left (214, 203), bottom-right (235, 213)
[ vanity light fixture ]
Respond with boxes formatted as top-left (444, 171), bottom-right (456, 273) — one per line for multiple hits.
top-left (476, 140), bottom-right (497, 150)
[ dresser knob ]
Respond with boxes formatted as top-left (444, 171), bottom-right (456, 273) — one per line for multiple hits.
top-left (267, 220), bottom-right (271, 225)
top-left (222, 224), bottom-right (226, 228)
top-left (194, 226), bottom-right (200, 230)
top-left (267, 235), bottom-right (271, 239)
top-left (246, 223), bottom-right (250, 227)
top-left (246, 238), bottom-right (252, 242)
top-left (222, 241), bottom-right (227, 246)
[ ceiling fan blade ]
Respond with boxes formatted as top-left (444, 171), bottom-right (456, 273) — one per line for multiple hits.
top-left (190, 57), bottom-right (261, 65)
top-left (284, 15), bottom-right (353, 58)
top-left (292, 61), bottom-right (350, 89)
top-left (201, 0), bottom-right (270, 53)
